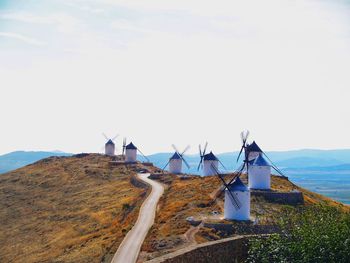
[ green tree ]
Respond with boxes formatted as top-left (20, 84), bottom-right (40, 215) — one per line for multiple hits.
top-left (247, 206), bottom-right (350, 263)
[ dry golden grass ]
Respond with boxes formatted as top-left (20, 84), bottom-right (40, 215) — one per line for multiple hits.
top-left (141, 173), bottom-right (349, 260)
top-left (0, 154), bottom-right (150, 263)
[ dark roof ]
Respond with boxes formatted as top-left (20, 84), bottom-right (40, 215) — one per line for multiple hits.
top-left (125, 142), bottom-right (137, 150)
top-left (170, 152), bottom-right (181, 160)
top-left (246, 141), bottom-right (262, 153)
top-left (227, 177), bottom-right (248, 191)
top-left (204, 151), bottom-right (218, 161)
top-left (252, 154), bottom-right (270, 166)
top-left (105, 139), bottom-right (115, 146)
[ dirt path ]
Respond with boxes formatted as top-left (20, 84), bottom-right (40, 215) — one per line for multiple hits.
top-left (111, 173), bottom-right (164, 263)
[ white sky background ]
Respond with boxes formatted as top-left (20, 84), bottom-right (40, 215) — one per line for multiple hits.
top-left (0, 0), bottom-right (350, 155)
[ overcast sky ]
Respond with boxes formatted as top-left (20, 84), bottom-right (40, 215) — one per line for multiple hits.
top-left (0, 0), bottom-right (350, 155)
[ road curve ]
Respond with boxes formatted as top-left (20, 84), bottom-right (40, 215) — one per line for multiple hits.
top-left (111, 173), bottom-right (164, 263)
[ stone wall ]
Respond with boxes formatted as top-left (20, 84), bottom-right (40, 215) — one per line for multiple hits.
top-left (203, 223), bottom-right (279, 236)
top-left (145, 235), bottom-right (253, 263)
top-left (251, 190), bottom-right (304, 205)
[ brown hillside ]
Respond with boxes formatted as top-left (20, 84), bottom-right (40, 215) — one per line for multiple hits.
top-left (0, 154), bottom-right (155, 263)
top-left (140, 173), bottom-right (349, 261)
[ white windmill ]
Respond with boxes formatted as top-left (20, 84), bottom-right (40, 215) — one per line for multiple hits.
top-left (248, 154), bottom-right (271, 190)
top-left (197, 142), bottom-right (226, 176)
top-left (211, 163), bottom-right (250, 221)
top-left (236, 130), bottom-right (286, 190)
top-left (103, 133), bottom-right (119, 156)
top-left (122, 138), bottom-right (150, 163)
top-left (162, 145), bottom-right (190, 174)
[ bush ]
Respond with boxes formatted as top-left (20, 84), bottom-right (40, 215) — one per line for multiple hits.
top-left (247, 205), bottom-right (350, 263)
top-left (122, 203), bottom-right (131, 210)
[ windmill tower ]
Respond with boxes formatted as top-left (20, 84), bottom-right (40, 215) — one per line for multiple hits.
top-left (163, 145), bottom-right (190, 174)
top-left (103, 133), bottom-right (119, 156)
top-left (122, 138), bottom-right (150, 163)
top-left (197, 143), bottom-right (226, 176)
top-left (203, 152), bottom-right (219, 176)
top-left (211, 164), bottom-right (250, 221)
top-left (237, 130), bottom-right (286, 190)
top-left (248, 154), bottom-right (271, 190)
top-left (224, 177), bottom-right (250, 220)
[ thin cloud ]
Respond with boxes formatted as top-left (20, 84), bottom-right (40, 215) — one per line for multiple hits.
top-left (0, 32), bottom-right (46, 46)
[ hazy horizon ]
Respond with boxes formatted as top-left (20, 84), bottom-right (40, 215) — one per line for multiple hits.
top-left (1, 0), bottom-right (350, 155)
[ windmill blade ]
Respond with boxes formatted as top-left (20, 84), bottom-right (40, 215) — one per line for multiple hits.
top-left (197, 144), bottom-right (203, 171)
top-left (226, 189), bottom-right (242, 210)
top-left (262, 152), bottom-right (286, 177)
top-left (226, 163), bottom-right (245, 186)
top-left (237, 145), bottom-right (245, 162)
top-left (171, 144), bottom-right (180, 154)
top-left (180, 155), bottom-right (190, 169)
top-left (241, 130), bottom-right (250, 142)
top-left (162, 160), bottom-right (170, 171)
top-left (102, 133), bottom-right (109, 140)
top-left (203, 142), bottom-right (208, 155)
top-left (112, 134), bottom-right (119, 141)
top-left (181, 145), bottom-right (190, 155)
top-left (211, 163), bottom-right (241, 210)
top-left (197, 157), bottom-right (203, 171)
top-left (137, 149), bottom-right (150, 163)
top-left (122, 138), bottom-right (127, 155)
top-left (218, 159), bottom-right (227, 171)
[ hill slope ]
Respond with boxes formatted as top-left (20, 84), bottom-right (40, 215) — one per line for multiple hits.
top-left (140, 173), bottom-right (349, 261)
top-left (0, 154), bottom-right (156, 263)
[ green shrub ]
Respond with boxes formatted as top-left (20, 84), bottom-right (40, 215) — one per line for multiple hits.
top-left (247, 206), bottom-right (350, 263)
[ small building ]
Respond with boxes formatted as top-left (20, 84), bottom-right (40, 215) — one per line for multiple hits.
top-left (125, 142), bottom-right (137, 163)
top-left (203, 151), bottom-right (219, 176)
top-left (105, 139), bottom-right (115, 156)
top-left (248, 154), bottom-right (271, 190)
top-left (224, 177), bottom-right (250, 221)
top-left (169, 152), bottom-right (183, 174)
top-left (246, 141), bottom-right (263, 161)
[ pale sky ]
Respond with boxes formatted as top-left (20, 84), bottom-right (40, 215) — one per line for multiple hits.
top-left (1, 0), bottom-right (350, 155)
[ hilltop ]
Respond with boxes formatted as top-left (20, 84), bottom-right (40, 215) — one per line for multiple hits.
top-left (0, 154), bottom-right (348, 262)
top-left (0, 154), bottom-right (158, 263)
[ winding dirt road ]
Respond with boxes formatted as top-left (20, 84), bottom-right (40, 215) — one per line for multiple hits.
top-left (111, 173), bottom-right (164, 263)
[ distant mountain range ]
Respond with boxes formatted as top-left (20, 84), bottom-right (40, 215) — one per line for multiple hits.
top-left (0, 151), bottom-right (72, 173)
top-left (146, 149), bottom-right (350, 175)
top-left (2, 149), bottom-right (350, 175)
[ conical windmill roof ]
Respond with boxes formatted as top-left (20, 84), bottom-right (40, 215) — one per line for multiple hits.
top-left (125, 142), bottom-right (137, 150)
top-left (204, 151), bottom-right (218, 161)
top-left (252, 154), bottom-right (270, 166)
top-left (246, 141), bottom-right (262, 152)
top-left (227, 177), bottom-right (248, 191)
top-left (170, 152), bottom-right (181, 160)
top-left (105, 139), bottom-right (115, 145)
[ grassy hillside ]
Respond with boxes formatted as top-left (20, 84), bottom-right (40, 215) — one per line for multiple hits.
top-left (140, 173), bottom-right (349, 261)
top-left (0, 154), bottom-right (155, 263)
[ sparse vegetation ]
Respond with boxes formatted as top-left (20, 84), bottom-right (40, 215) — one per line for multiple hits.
top-left (247, 205), bottom-right (350, 263)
